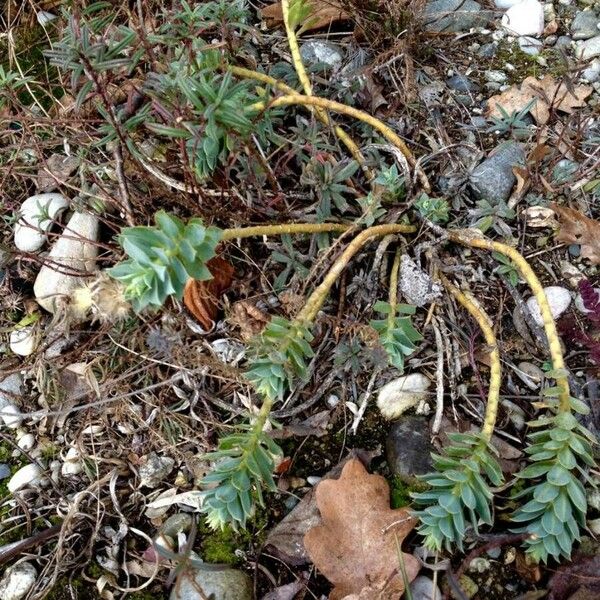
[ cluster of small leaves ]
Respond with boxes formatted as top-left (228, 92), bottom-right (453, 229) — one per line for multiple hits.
top-left (412, 433), bottom-right (503, 552)
top-left (370, 301), bottom-right (422, 371)
top-left (468, 199), bottom-right (516, 238)
top-left (0, 65), bottom-right (33, 110)
top-left (492, 251), bottom-right (520, 286)
top-left (145, 69), bottom-right (261, 180)
top-left (271, 235), bottom-right (311, 290)
top-left (108, 211), bottom-right (221, 311)
top-left (511, 394), bottom-right (596, 562)
top-left (45, 3), bottom-right (142, 109)
top-left (199, 427), bottom-right (283, 530)
top-left (301, 159), bottom-right (359, 220)
top-left (414, 193), bottom-right (450, 224)
top-left (246, 317), bottom-right (314, 400)
top-left (487, 98), bottom-right (536, 139)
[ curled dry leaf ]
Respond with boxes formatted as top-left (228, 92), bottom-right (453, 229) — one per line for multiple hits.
top-left (228, 300), bottom-right (270, 341)
top-left (261, 0), bottom-right (350, 32)
top-left (551, 203), bottom-right (600, 265)
top-left (183, 257), bottom-right (234, 330)
top-left (487, 76), bottom-right (592, 125)
top-left (304, 459), bottom-right (419, 599)
top-left (524, 206), bottom-right (557, 228)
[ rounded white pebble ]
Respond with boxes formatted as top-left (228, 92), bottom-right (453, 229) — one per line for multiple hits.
top-left (8, 463), bottom-right (43, 493)
top-left (14, 193), bottom-right (69, 252)
top-left (0, 562), bottom-right (37, 600)
top-left (17, 433), bottom-right (36, 452)
top-left (526, 286), bottom-right (572, 326)
top-left (9, 327), bottom-right (37, 356)
top-left (61, 447), bottom-right (83, 476)
top-left (1, 403), bottom-right (23, 429)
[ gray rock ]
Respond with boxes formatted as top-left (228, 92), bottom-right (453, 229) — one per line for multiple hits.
top-left (583, 59), bottom-right (600, 81)
top-left (0, 374), bottom-right (23, 411)
top-left (571, 10), bottom-right (600, 40)
top-left (424, 0), bottom-right (489, 32)
top-left (386, 416), bottom-right (433, 480)
top-left (410, 576), bottom-right (442, 600)
top-left (446, 74), bottom-right (479, 92)
top-left (478, 43), bottom-right (498, 58)
top-left (138, 452), bottom-right (175, 488)
top-left (171, 568), bottom-right (252, 600)
top-left (526, 285), bottom-right (572, 326)
top-left (299, 41), bottom-right (343, 71)
top-left (399, 256), bottom-right (442, 307)
top-left (555, 35), bottom-right (573, 48)
top-left (0, 464), bottom-right (11, 479)
top-left (484, 69), bottom-right (507, 83)
top-left (577, 34), bottom-right (600, 59)
top-left (161, 513), bottom-right (193, 537)
top-left (470, 142), bottom-right (526, 204)
top-left (519, 36), bottom-right (543, 55)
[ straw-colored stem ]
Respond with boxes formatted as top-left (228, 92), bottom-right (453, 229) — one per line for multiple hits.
top-left (296, 223), bottom-right (416, 324)
top-left (442, 276), bottom-right (501, 441)
top-left (252, 94), bottom-right (430, 191)
top-left (222, 222), bottom-right (351, 240)
top-left (449, 230), bottom-right (569, 412)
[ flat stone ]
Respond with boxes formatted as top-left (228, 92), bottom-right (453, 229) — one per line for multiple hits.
top-left (571, 10), bottom-right (600, 40)
top-left (386, 416), bottom-right (433, 480)
top-left (0, 464), bottom-right (11, 479)
top-left (377, 373), bottom-right (431, 420)
top-left (299, 41), bottom-right (343, 71)
top-left (525, 285), bottom-right (572, 326)
top-left (399, 256), bottom-right (442, 307)
top-left (470, 142), bottom-right (526, 204)
top-left (582, 59), bottom-right (600, 82)
top-left (410, 576), bottom-right (442, 600)
top-left (446, 74), bottom-right (479, 92)
top-left (424, 0), bottom-right (489, 33)
top-left (555, 35), bottom-right (573, 48)
top-left (138, 452), bottom-right (175, 488)
top-left (171, 568), bottom-right (252, 600)
top-left (577, 35), bottom-right (600, 59)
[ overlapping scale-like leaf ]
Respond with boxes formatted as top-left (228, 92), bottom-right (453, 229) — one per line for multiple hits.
top-left (412, 433), bottom-right (503, 552)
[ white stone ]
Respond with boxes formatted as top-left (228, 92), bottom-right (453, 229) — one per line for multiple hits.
top-left (583, 59), bottom-right (600, 82)
top-left (61, 446), bottom-right (83, 476)
top-left (1, 403), bottom-right (23, 429)
top-left (14, 193), bottom-right (69, 252)
top-left (8, 463), bottom-right (43, 493)
top-left (33, 211), bottom-right (99, 316)
top-left (526, 286), bottom-right (572, 326)
top-left (377, 373), bottom-right (431, 420)
top-left (0, 562), bottom-right (37, 600)
top-left (36, 10), bottom-right (57, 25)
top-left (502, 0), bottom-right (544, 36)
top-left (17, 433), bottom-right (36, 452)
top-left (577, 35), bottom-right (600, 60)
top-left (9, 326), bottom-right (37, 356)
top-left (495, 0), bottom-right (523, 7)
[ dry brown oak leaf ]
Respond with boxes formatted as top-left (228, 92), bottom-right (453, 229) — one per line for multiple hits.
top-left (486, 76), bottom-right (592, 125)
top-left (183, 256), bottom-right (234, 330)
top-left (304, 459), bottom-right (420, 599)
top-left (261, 0), bottom-right (350, 32)
top-left (551, 203), bottom-right (600, 265)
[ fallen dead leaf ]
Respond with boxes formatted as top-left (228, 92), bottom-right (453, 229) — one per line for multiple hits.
top-left (183, 257), bottom-right (234, 330)
top-left (487, 76), bottom-right (592, 125)
top-left (228, 300), bottom-right (270, 341)
top-left (261, 0), bottom-right (350, 32)
top-left (304, 459), bottom-right (419, 599)
top-left (551, 203), bottom-right (600, 265)
top-left (524, 206), bottom-right (558, 228)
